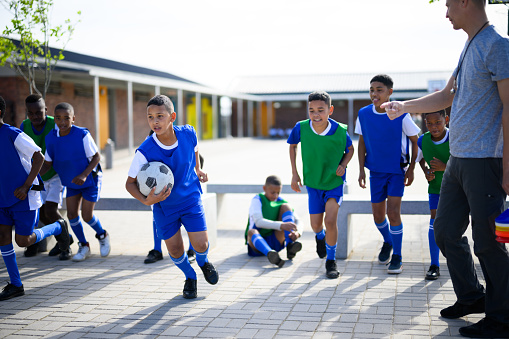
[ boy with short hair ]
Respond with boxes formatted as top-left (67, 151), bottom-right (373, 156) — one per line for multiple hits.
top-left (355, 74), bottom-right (420, 274)
top-left (21, 94), bottom-right (72, 260)
top-left (245, 175), bottom-right (303, 268)
top-left (416, 110), bottom-right (449, 280)
top-left (288, 91), bottom-right (354, 279)
top-left (126, 94), bottom-right (218, 299)
top-left (42, 102), bottom-right (110, 262)
top-left (0, 95), bottom-right (70, 301)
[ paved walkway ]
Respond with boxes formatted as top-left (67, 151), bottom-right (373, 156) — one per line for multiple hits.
top-left (1, 138), bottom-right (492, 338)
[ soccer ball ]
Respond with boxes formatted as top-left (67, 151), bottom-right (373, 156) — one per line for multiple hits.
top-left (137, 161), bottom-right (174, 197)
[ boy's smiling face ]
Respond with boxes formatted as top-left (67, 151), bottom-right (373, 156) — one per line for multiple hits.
top-left (54, 109), bottom-right (74, 136)
top-left (147, 104), bottom-right (176, 136)
top-left (370, 81), bottom-right (393, 112)
top-left (308, 100), bottom-right (333, 130)
top-left (425, 112), bottom-right (448, 141)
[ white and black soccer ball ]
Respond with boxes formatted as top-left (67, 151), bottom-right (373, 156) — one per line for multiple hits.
top-left (137, 161), bottom-right (174, 197)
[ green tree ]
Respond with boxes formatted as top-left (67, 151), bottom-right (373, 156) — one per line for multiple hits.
top-left (0, 0), bottom-right (80, 98)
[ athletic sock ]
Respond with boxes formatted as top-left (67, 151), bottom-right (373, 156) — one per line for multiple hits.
top-left (1, 244), bottom-right (22, 287)
top-left (375, 219), bottom-right (392, 245)
top-left (33, 220), bottom-right (62, 243)
top-left (251, 233), bottom-right (271, 256)
top-left (429, 219), bottom-right (440, 266)
top-left (315, 229), bottom-right (326, 240)
top-left (195, 243), bottom-right (209, 267)
top-left (282, 211), bottom-right (295, 245)
top-left (326, 242), bottom-right (337, 260)
top-left (170, 252), bottom-right (197, 280)
top-left (69, 216), bottom-right (87, 244)
top-left (389, 223), bottom-right (403, 256)
top-left (86, 215), bottom-right (105, 235)
top-left (152, 219), bottom-right (162, 252)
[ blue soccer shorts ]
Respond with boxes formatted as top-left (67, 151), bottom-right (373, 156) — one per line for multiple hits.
top-left (247, 231), bottom-right (285, 257)
top-left (153, 199), bottom-right (207, 240)
top-left (307, 185), bottom-right (344, 215)
top-left (369, 171), bottom-right (405, 203)
top-left (66, 172), bottom-right (102, 202)
top-left (0, 207), bottom-right (39, 236)
top-left (429, 193), bottom-right (440, 211)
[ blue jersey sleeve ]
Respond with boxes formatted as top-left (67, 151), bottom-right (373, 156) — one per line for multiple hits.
top-left (417, 134), bottom-right (424, 151)
top-left (344, 132), bottom-right (353, 154)
top-left (287, 122), bottom-right (301, 144)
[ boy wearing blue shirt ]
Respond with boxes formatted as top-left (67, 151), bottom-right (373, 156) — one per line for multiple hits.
top-left (42, 103), bottom-right (111, 262)
top-left (355, 74), bottom-right (420, 274)
top-left (416, 110), bottom-right (449, 280)
top-left (245, 175), bottom-right (303, 268)
top-left (0, 96), bottom-right (70, 301)
top-left (288, 91), bottom-right (354, 279)
top-left (126, 95), bottom-right (218, 299)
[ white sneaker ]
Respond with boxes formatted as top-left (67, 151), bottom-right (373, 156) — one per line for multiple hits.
top-left (72, 243), bottom-right (91, 262)
top-left (96, 231), bottom-right (111, 257)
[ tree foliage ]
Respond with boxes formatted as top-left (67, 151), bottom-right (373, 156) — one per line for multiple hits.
top-left (0, 0), bottom-right (80, 98)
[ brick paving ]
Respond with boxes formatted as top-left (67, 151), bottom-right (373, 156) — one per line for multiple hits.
top-left (0, 138), bottom-right (496, 338)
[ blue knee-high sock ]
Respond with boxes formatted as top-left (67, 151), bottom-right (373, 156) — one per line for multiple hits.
top-left (170, 252), bottom-right (197, 280)
top-left (251, 233), bottom-right (272, 256)
top-left (1, 244), bottom-right (21, 287)
top-left (195, 243), bottom-right (209, 267)
top-left (375, 219), bottom-right (392, 245)
top-left (315, 229), bottom-right (326, 240)
top-left (282, 211), bottom-right (295, 245)
top-left (326, 243), bottom-right (337, 260)
top-left (69, 217), bottom-right (87, 244)
top-left (33, 220), bottom-right (62, 243)
top-left (152, 219), bottom-right (162, 252)
top-left (389, 223), bottom-right (403, 256)
top-left (86, 215), bottom-right (105, 236)
top-left (429, 219), bottom-right (440, 267)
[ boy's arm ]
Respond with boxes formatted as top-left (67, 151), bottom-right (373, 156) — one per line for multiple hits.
top-left (404, 135), bottom-right (419, 186)
top-left (419, 158), bottom-right (435, 182)
top-left (289, 144), bottom-right (302, 192)
top-left (336, 144), bottom-right (354, 176)
top-left (40, 160), bottom-right (52, 176)
top-left (195, 150), bottom-right (208, 183)
top-left (126, 176), bottom-right (171, 206)
top-left (72, 152), bottom-right (101, 186)
top-left (14, 151), bottom-right (44, 200)
top-left (357, 135), bottom-right (367, 189)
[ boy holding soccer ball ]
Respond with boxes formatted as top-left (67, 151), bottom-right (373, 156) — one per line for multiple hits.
top-left (125, 94), bottom-right (218, 299)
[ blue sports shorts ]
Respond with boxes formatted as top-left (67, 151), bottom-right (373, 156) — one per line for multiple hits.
top-left (307, 185), bottom-right (344, 215)
top-left (429, 193), bottom-right (440, 210)
top-left (0, 207), bottom-right (38, 236)
top-left (247, 231), bottom-right (285, 256)
top-left (66, 172), bottom-right (102, 202)
top-left (153, 199), bottom-right (207, 240)
top-left (369, 171), bottom-right (405, 203)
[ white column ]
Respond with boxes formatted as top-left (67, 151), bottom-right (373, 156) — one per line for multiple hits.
top-left (177, 89), bottom-right (184, 125)
top-left (237, 99), bottom-right (243, 138)
top-left (154, 86), bottom-right (160, 95)
top-left (212, 94), bottom-right (218, 139)
top-left (348, 98), bottom-right (354, 136)
top-left (195, 92), bottom-right (202, 139)
top-left (127, 81), bottom-right (134, 154)
top-left (256, 101), bottom-right (262, 137)
top-left (247, 100), bottom-right (254, 137)
top-left (93, 76), bottom-right (100, 148)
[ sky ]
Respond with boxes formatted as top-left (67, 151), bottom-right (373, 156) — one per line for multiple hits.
top-left (1, 0), bottom-right (508, 90)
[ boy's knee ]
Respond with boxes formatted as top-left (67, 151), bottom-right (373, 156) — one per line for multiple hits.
top-left (280, 203), bottom-right (292, 213)
top-left (14, 235), bottom-right (31, 248)
top-left (0, 228), bottom-right (12, 246)
top-left (247, 229), bottom-right (259, 238)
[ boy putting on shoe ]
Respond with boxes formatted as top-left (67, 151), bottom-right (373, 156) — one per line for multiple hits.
top-left (245, 175), bottom-right (303, 268)
top-left (416, 110), bottom-right (449, 280)
top-left (288, 91), bottom-right (354, 279)
top-left (42, 102), bottom-right (110, 262)
top-left (355, 74), bottom-right (420, 274)
top-left (21, 94), bottom-right (72, 260)
top-left (0, 96), bottom-right (70, 301)
top-left (126, 94), bottom-right (218, 299)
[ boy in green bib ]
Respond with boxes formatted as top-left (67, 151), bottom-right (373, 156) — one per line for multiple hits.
top-left (417, 110), bottom-right (449, 280)
top-left (288, 91), bottom-right (354, 279)
top-left (245, 175), bottom-right (302, 268)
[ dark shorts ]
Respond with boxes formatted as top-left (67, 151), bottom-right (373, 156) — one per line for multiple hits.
top-left (247, 231), bottom-right (285, 256)
top-left (0, 207), bottom-right (38, 236)
top-left (307, 185), bottom-right (344, 215)
top-left (369, 171), bottom-right (405, 203)
top-left (153, 199), bottom-right (207, 240)
top-left (429, 193), bottom-right (440, 210)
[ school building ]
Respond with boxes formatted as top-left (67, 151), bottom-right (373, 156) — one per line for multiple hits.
top-left (0, 46), bottom-right (451, 150)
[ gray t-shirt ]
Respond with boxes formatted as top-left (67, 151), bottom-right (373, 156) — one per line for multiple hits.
top-left (450, 25), bottom-right (509, 158)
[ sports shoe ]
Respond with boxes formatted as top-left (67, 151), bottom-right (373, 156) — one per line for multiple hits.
top-left (315, 235), bottom-right (326, 258)
top-left (59, 248), bottom-right (72, 261)
top-left (0, 282), bottom-right (24, 301)
top-left (187, 248), bottom-right (196, 263)
top-left (440, 296), bottom-right (485, 319)
top-left (49, 235), bottom-right (73, 256)
top-left (54, 219), bottom-right (70, 252)
top-left (144, 249), bottom-right (163, 264)
top-left (425, 264), bottom-right (440, 280)
top-left (286, 241), bottom-right (302, 260)
top-left (378, 242), bottom-right (393, 264)
top-left (183, 278), bottom-right (197, 299)
top-left (95, 230), bottom-right (111, 257)
top-left (267, 250), bottom-right (285, 268)
top-left (72, 243), bottom-right (91, 262)
top-left (199, 262), bottom-right (219, 285)
top-left (325, 259), bottom-right (340, 279)
top-left (387, 254), bottom-right (403, 274)
top-left (459, 317), bottom-right (509, 338)
top-left (24, 243), bottom-right (40, 257)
